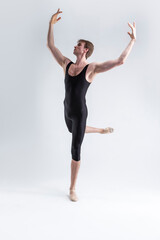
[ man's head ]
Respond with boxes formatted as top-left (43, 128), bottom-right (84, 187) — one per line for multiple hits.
top-left (73, 39), bottom-right (94, 59)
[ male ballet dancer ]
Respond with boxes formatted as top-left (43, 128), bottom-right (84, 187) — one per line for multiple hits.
top-left (47, 8), bottom-right (136, 201)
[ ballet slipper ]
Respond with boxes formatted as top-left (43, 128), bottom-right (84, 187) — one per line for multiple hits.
top-left (69, 189), bottom-right (78, 202)
top-left (101, 127), bottom-right (114, 134)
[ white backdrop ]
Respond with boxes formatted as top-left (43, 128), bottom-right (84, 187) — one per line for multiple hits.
top-left (0, 0), bottom-right (160, 193)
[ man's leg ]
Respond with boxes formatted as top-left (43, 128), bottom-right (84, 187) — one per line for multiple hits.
top-left (69, 159), bottom-right (81, 201)
top-left (85, 126), bottom-right (103, 133)
top-left (85, 126), bottom-right (114, 134)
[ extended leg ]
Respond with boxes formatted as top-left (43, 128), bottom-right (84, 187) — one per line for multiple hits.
top-left (85, 125), bottom-right (103, 133)
top-left (85, 125), bottom-right (114, 134)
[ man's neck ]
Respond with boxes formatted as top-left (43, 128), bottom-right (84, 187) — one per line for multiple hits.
top-left (74, 56), bottom-right (88, 66)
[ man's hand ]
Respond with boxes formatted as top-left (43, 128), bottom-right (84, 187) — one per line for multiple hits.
top-left (49, 8), bottom-right (62, 25)
top-left (127, 22), bottom-right (136, 41)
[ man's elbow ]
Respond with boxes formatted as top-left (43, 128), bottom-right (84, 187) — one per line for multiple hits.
top-left (47, 42), bottom-right (55, 48)
top-left (117, 58), bottom-right (124, 65)
top-left (46, 42), bottom-right (51, 48)
top-left (118, 60), bottom-right (124, 65)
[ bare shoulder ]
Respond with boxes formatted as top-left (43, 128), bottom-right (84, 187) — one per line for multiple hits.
top-left (86, 62), bottom-right (97, 76)
top-left (86, 62), bottom-right (98, 83)
top-left (88, 62), bottom-right (97, 73)
top-left (62, 58), bottom-right (72, 74)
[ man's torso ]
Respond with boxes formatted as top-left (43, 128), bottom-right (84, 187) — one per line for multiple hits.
top-left (62, 58), bottom-right (97, 83)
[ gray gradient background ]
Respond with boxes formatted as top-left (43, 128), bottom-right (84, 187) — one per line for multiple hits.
top-left (0, 0), bottom-right (160, 194)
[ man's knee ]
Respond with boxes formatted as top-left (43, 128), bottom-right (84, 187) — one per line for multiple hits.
top-left (71, 145), bottom-right (81, 161)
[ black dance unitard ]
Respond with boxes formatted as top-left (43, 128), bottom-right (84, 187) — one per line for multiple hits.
top-left (63, 61), bottom-right (91, 161)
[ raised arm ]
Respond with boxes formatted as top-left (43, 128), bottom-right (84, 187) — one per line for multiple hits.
top-left (94, 21), bottom-right (136, 74)
top-left (47, 8), bottom-right (68, 67)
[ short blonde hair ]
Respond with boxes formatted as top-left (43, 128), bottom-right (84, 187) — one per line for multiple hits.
top-left (77, 39), bottom-right (94, 59)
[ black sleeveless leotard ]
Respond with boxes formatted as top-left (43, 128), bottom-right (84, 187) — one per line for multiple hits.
top-left (63, 61), bottom-right (91, 161)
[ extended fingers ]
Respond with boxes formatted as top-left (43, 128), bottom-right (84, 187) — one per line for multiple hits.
top-left (128, 22), bottom-right (133, 29)
top-left (57, 8), bottom-right (62, 14)
top-left (128, 21), bottom-right (136, 29)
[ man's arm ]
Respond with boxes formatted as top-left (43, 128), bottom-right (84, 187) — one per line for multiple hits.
top-left (93, 58), bottom-right (123, 74)
top-left (94, 39), bottom-right (136, 74)
top-left (94, 22), bottom-right (136, 74)
top-left (47, 9), bottom-right (68, 67)
top-left (118, 38), bottom-right (136, 63)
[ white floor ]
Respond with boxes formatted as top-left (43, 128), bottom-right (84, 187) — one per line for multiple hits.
top-left (0, 182), bottom-right (160, 240)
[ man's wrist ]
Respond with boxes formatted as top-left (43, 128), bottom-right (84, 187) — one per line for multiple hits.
top-left (49, 21), bottom-right (54, 26)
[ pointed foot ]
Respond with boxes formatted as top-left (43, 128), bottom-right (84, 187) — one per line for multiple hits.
top-left (101, 127), bottom-right (114, 134)
top-left (69, 189), bottom-right (79, 202)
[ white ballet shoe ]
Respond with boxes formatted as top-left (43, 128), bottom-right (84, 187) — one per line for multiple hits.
top-left (69, 189), bottom-right (78, 202)
top-left (101, 127), bottom-right (114, 134)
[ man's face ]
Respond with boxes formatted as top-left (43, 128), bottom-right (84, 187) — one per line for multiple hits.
top-left (73, 42), bottom-right (88, 57)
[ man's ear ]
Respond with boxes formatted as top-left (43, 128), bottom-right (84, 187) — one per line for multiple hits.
top-left (84, 48), bottom-right (89, 54)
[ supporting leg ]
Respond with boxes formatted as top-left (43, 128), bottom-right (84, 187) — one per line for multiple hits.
top-left (69, 159), bottom-right (81, 201)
